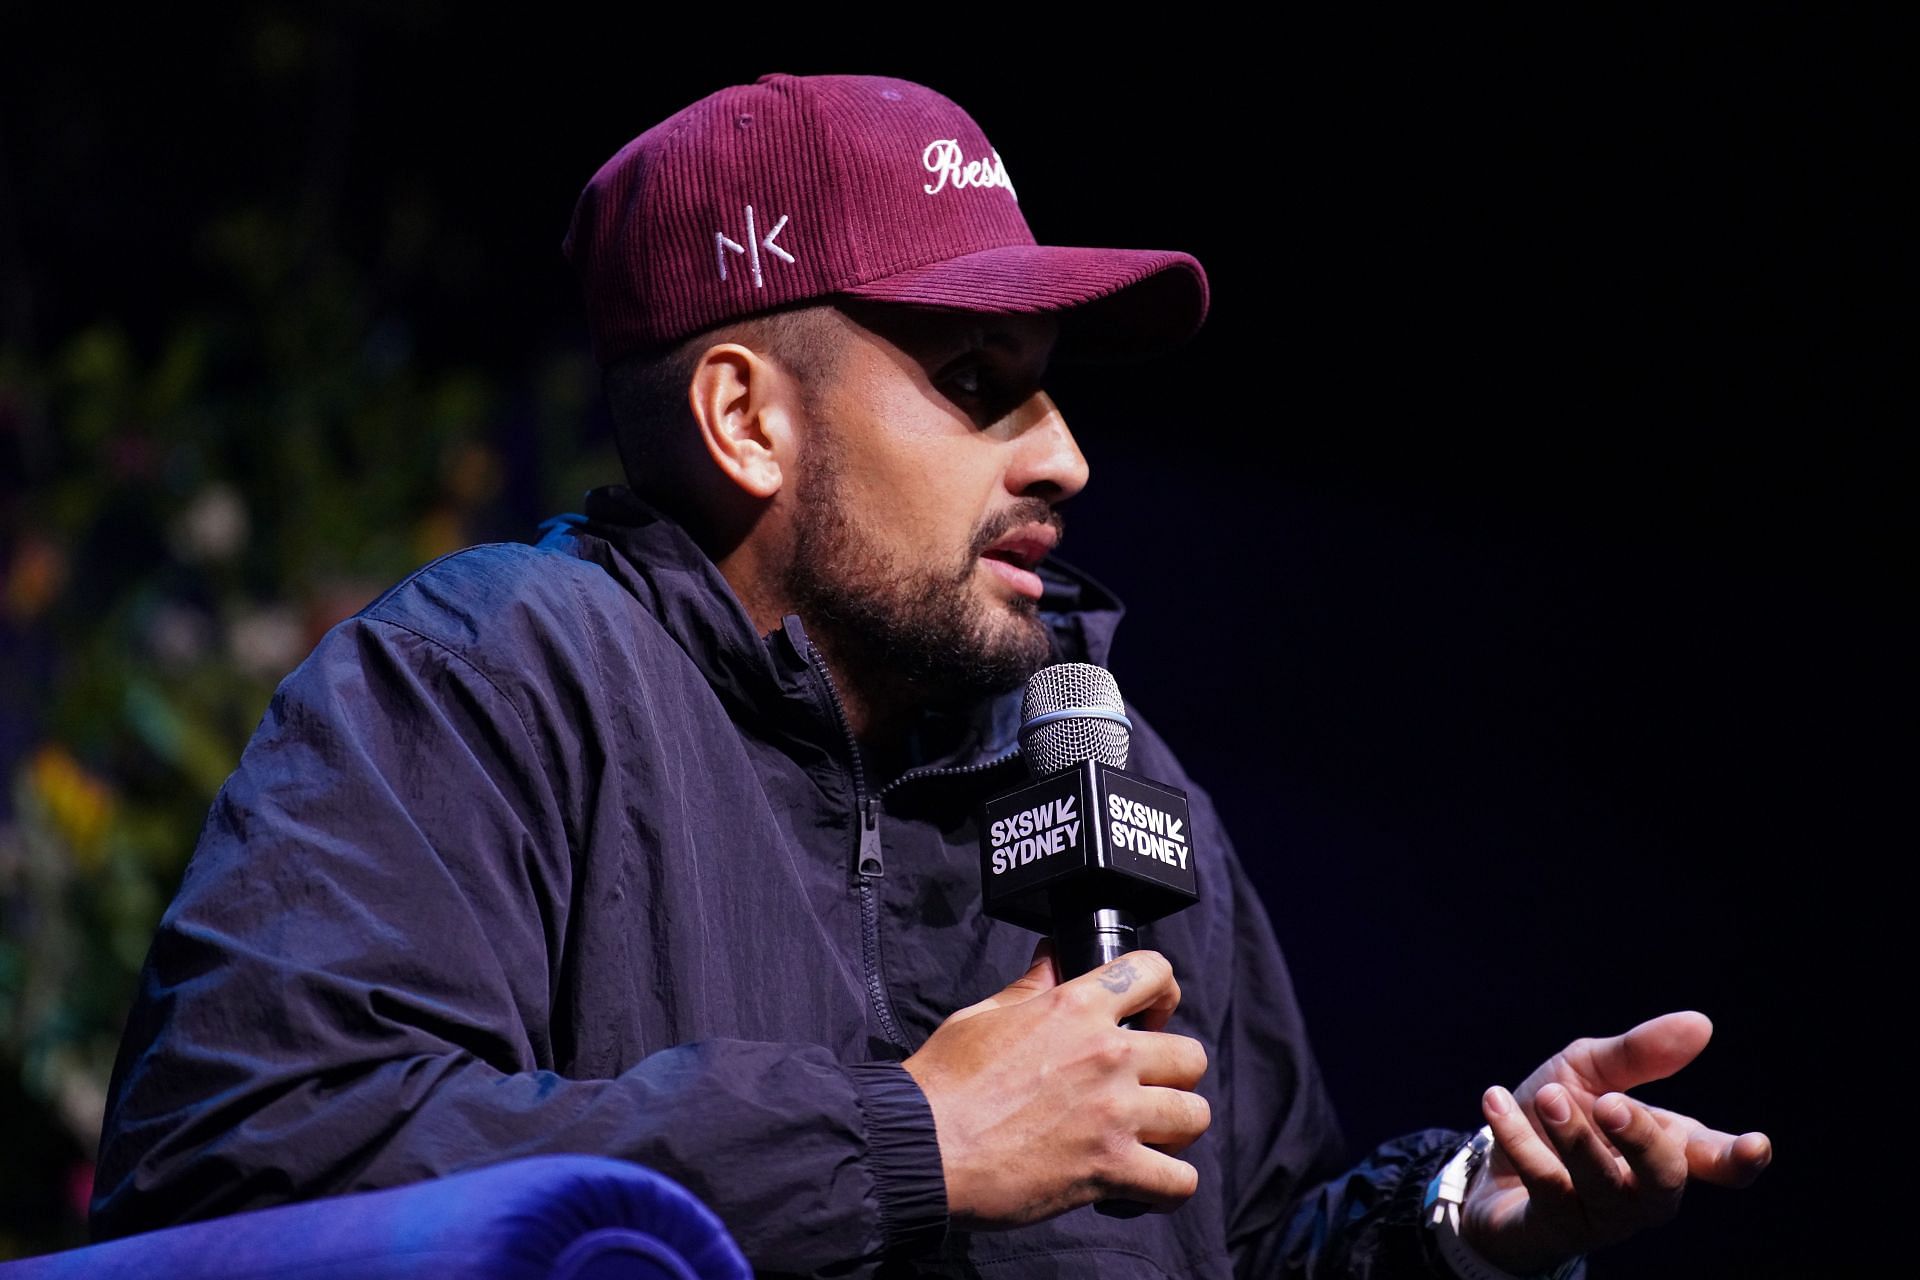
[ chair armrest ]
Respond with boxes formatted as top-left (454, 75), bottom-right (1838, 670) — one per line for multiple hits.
top-left (2, 1156), bottom-right (750, 1280)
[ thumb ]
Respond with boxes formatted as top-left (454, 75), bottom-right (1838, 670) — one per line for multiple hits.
top-left (1579, 1010), bottom-right (1714, 1091)
top-left (947, 939), bottom-right (1058, 1024)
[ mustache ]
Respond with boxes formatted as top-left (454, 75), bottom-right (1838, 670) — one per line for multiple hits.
top-left (969, 499), bottom-right (1065, 561)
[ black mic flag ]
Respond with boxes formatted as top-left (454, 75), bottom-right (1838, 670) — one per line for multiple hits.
top-left (978, 663), bottom-right (1200, 981)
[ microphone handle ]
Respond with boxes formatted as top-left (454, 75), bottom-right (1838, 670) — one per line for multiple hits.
top-left (1052, 906), bottom-right (1143, 1027)
top-left (1050, 902), bottom-right (1151, 1219)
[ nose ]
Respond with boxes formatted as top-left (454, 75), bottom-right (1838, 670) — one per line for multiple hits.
top-left (1004, 391), bottom-right (1090, 503)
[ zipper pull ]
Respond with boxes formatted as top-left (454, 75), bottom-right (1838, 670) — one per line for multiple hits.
top-left (857, 797), bottom-right (885, 878)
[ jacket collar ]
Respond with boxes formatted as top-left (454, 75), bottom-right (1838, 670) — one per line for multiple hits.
top-left (537, 484), bottom-right (1127, 770)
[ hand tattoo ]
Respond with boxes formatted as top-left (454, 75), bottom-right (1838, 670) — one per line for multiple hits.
top-left (1098, 959), bottom-right (1139, 994)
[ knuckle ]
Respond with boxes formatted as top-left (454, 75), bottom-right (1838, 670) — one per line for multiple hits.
top-left (1609, 1112), bottom-right (1650, 1150)
top-left (1165, 1158), bottom-right (1199, 1201)
top-left (1608, 1113), bottom-right (1650, 1149)
top-left (1089, 1030), bottom-right (1132, 1073)
top-left (1132, 949), bottom-right (1174, 986)
top-left (1091, 1089), bottom-right (1130, 1132)
top-left (1059, 979), bottom-right (1103, 1016)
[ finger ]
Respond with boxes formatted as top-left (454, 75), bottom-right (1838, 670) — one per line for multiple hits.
top-left (1483, 1085), bottom-right (1573, 1201)
top-left (1129, 1030), bottom-right (1209, 1090)
top-left (946, 939), bottom-right (1059, 1023)
top-left (1593, 1092), bottom-right (1687, 1214)
top-left (1105, 1144), bottom-right (1200, 1212)
top-left (1007, 938), bottom-right (1060, 998)
top-left (1061, 950), bottom-right (1181, 1031)
top-left (1571, 1011), bottom-right (1713, 1092)
top-left (1134, 1084), bottom-right (1212, 1153)
top-left (1709, 1132), bottom-right (1774, 1188)
top-left (1534, 1082), bottom-right (1631, 1207)
top-left (1650, 1108), bottom-right (1774, 1188)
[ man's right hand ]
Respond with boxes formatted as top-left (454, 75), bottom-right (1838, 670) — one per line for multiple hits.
top-left (900, 944), bottom-right (1210, 1229)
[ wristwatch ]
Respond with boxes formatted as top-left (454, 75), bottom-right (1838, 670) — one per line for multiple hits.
top-left (1423, 1126), bottom-right (1582, 1280)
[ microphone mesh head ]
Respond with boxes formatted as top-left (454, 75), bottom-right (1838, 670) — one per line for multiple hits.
top-left (1020, 662), bottom-right (1130, 774)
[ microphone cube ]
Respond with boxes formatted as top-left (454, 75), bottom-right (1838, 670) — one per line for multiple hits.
top-left (979, 759), bottom-right (1199, 933)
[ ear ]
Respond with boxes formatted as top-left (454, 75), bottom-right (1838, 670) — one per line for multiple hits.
top-left (687, 343), bottom-right (802, 501)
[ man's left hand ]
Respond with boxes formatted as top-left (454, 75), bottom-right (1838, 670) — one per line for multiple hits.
top-left (1460, 1011), bottom-right (1772, 1275)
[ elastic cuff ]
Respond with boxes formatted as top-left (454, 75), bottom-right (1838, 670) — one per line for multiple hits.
top-left (848, 1061), bottom-right (949, 1258)
top-left (1394, 1129), bottom-right (1476, 1279)
top-left (1413, 1130), bottom-right (1586, 1280)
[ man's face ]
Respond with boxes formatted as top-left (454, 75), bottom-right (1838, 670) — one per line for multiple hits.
top-left (782, 302), bottom-right (1088, 708)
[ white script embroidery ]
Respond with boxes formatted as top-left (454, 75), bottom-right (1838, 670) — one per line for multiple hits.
top-left (921, 140), bottom-right (1017, 200)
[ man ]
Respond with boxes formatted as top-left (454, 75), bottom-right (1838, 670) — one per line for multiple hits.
top-left (92, 73), bottom-right (1770, 1277)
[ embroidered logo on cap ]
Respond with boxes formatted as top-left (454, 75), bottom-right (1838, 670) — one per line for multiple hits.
top-left (921, 141), bottom-right (1017, 200)
top-left (714, 204), bottom-right (795, 287)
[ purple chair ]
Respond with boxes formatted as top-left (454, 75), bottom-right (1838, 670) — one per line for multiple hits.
top-left (0, 1156), bottom-right (751, 1279)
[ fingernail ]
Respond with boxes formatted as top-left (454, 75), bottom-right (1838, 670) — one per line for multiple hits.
top-left (1485, 1086), bottom-right (1512, 1118)
top-left (1538, 1084), bottom-right (1571, 1124)
top-left (1598, 1093), bottom-right (1632, 1133)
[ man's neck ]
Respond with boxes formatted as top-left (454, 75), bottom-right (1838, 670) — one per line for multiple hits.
top-left (708, 534), bottom-right (986, 777)
top-left (805, 630), bottom-right (920, 765)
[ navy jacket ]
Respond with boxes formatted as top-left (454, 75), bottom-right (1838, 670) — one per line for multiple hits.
top-left (93, 486), bottom-right (1468, 1277)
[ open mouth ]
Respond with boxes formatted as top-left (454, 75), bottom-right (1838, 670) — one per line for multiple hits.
top-left (979, 530), bottom-right (1055, 571)
top-left (982, 546), bottom-right (1039, 570)
top-left (978, 531), bottom-right (1054, 600)
top-left (979, 555), bottom-right (1045, 600)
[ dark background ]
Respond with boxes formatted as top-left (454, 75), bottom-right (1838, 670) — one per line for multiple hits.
top-left (1, 7), bottom-right (1898, 1274)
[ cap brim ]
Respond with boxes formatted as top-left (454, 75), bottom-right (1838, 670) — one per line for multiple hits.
top-left (838, 244), bottom-right (1209, 362)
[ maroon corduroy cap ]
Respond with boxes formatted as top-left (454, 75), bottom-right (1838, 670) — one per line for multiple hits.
top-left (563, 73), bottom-right (1209, 367)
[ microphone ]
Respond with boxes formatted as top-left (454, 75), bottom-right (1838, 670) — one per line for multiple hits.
top-left (980, 662), bottom-right (1200, 981)
top-left (978, 662), bottom-right (1202, 1219)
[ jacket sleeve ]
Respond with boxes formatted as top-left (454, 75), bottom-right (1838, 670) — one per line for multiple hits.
top-left (90, 612), bottom-right (947, 1273)
top-left (1199, 793), bottom-right (1470, 1279)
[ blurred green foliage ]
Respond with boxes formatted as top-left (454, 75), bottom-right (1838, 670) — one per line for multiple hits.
top-left (0, 14), bottom-right (617, 1254)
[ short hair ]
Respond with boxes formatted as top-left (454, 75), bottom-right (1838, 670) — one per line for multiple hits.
top-left (602, 303), bottom-right (846, 505)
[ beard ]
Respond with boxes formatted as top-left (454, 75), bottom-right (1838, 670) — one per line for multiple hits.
top-left (784, 427), bottom-right (1059, 711)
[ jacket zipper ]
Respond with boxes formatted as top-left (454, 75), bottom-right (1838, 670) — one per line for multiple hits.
top-left (876, 751), bottom-right (1023, 802)
top-left (806, 643), bottom-right (911, 1053)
